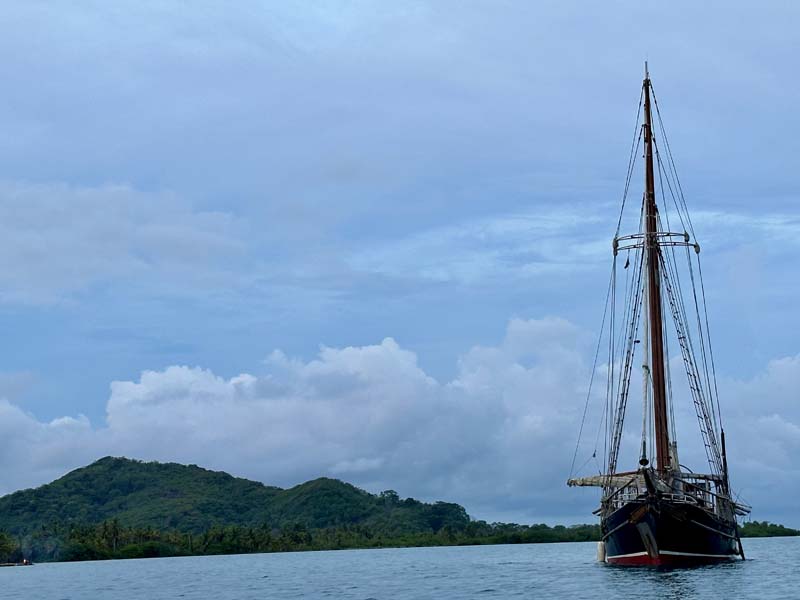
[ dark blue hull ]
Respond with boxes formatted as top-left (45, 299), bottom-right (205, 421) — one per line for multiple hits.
top-left (602, 497), bottom-right (741, 565)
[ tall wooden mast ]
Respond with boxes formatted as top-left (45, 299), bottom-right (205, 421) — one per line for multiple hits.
top-left (642, 65), bottom-right (671, 472)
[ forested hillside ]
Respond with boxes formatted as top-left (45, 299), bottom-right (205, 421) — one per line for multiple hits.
top-left (0, 457), bottom-right (468, 536)
top-left (0, 457), bottom-right (792, 563)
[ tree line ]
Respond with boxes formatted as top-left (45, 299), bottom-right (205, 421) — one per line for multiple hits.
top-left (1, 519), bottom-right (795, 563)
top-left (0, 519), bottom-right (601, 563)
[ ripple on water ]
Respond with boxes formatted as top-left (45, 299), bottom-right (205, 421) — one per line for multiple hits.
top-left (0, 539), bottom-right (797, 599)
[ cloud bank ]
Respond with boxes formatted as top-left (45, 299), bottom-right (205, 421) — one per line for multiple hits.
top-left (0, 317), bottom-right (796, 525)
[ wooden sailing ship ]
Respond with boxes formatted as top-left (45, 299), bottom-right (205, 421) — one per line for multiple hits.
top-left (568, 66), bottom-right (750, 566)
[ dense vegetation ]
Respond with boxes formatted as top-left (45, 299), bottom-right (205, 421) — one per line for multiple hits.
top-left (0, 519), bottom-right (603, 563)
top-left (739, 521), bottom-right (800, 538)
top-left (0, 458), bottom-right (795, 563)
top-left (0, 457), bottom-right (469, 536)
top-left (0, 457), bottom-right (476, 561)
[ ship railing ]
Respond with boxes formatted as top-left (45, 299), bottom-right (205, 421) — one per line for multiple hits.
top-left (660, 492), bottom-right (716, 510)
top-left (600, 472), bottom-right (750, 517)
top-left (603, 488), bottom-right (721, 513)
top-left (603, 486), bottom-right (647, 510)
top-left (673, 475), bottom-right (751, 517)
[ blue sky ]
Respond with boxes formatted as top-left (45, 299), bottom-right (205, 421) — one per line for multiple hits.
top-left (0, 2), bottom-right (798, 526)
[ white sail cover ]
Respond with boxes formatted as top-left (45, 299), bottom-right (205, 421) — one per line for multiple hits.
top-left (567, 475), bottom-right (641, 488)
top-left (567, 471), bottom-right (722, 488)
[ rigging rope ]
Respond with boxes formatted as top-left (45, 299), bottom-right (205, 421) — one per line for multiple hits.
top-left (568, 265), bottom-right (614, 479)
top-left (602, 90), bottom-right (726, 478)
top-left (652, 85), bottom-right (696, 239)
top-left (615, 88), bottom-right (644, 238)
top-left (573, 88), bottom-right (644, 480)
top-left (653, 132), bottom-right (724, 475)
top-left (696, 254), bottom-right (725, 431)
top-left (658, 190), bottom-right (679, 446)
top-left (607, 238), bottom-right (645, 477)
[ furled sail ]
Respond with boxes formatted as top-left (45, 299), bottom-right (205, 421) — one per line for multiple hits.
top-left (567, 474), bottom-right (639, 488)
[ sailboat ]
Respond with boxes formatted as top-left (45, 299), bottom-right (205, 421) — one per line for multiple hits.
top-left (567, 65), bottom-right (750, 566)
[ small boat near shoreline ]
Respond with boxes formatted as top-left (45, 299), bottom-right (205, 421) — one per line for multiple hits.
top-left (0, 560), bottom-right (33, 567)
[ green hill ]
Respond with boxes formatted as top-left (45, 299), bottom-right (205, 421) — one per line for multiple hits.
top-left (0, 457), bottom-right (794, 564)
top-left (0, 457), bottom-right (467, 536)
top-left (0, 457), bottom-right (608, 562)
top-left (0, 457), bottom-right (800, 563)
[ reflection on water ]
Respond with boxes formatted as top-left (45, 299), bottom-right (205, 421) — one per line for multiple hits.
top-left (0, 536), bottom-right (794, 600)
top-left (600, 550), bottom-right (800, 600)
top-left (603, 559), bottom-right (746, 600)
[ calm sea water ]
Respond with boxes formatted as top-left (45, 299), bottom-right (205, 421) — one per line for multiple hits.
top-left (1, 537), bottom-right (796, 599)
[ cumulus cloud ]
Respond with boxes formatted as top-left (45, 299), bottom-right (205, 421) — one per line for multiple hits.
top-left (0, 400), bottom-right (95, 490)
top-left (0, 317), bottom-right (587, 522)
top-left (0, 317), bottom-right (796, 525)
top-left (715, 356), bottom-right (800, 517)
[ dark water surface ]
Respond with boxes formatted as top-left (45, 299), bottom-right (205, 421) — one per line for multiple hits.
top-left (1, 537), bottom-right (796, 599)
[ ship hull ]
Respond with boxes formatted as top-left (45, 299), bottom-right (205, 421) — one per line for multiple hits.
top-left (602, 497), bottom-right (741, 566)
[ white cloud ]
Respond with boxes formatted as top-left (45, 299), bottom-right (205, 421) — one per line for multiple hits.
top-left (0, 318), bottom-right (588, 522)
top-left (0, 400), bottom-right (96, 491)
top-left (0, 317), bottom-right (797, 526)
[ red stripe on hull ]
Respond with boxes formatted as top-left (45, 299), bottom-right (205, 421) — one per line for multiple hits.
top-left (607, 553), bottom-right (736, 566)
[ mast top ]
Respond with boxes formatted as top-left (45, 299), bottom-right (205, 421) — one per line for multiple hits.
top-left (644, 61), bottom-right (650, 82)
